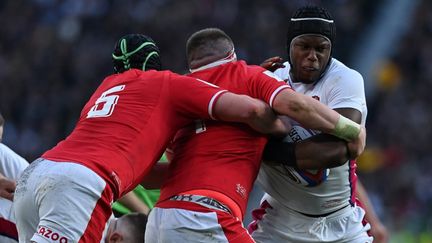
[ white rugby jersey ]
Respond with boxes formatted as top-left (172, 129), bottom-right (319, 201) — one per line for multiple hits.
top-left (0, 143), bottom-right (28, 224)
top-left (257, 58), bottom-right (367, 215)
top-left (0, 143), bottom-right (28, 181)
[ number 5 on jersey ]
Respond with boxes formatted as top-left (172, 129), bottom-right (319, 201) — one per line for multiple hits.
top-left (87, 85), bottom-right (125, 118)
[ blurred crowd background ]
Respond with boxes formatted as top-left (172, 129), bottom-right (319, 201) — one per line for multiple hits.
top-left (0, 0), bottom-right (431, 241)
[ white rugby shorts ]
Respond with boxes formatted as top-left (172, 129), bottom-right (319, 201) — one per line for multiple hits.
top-left (13, 158), bottom-right (113, 243)
top-left (146, 200), bottom-right (255, 243)
top-left (249, 194), bottom-right (373, 243)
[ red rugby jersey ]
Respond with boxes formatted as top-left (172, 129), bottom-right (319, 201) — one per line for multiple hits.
top-left (158, 61), bottom-right (291, 217)
top-left (42, 69), bottom-right (226, 199)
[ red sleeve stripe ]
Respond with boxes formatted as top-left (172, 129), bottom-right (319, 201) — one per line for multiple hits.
top-left (208, 90), bottom-right (228, 120)
top-left (0, 217), bottom-right (18, 241)
top-left (269, 85), bottom-right (292, 107)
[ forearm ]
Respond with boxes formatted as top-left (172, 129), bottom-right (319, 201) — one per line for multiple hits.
top-left (247, 103), bottom-right (289, 137)
top-left (273, 90), bottom-right (360, 141)
top-left (357, 180), bottom-right (380, 224)
top-left (117, 191), bottom-right (150, 215)
top-left (263, 134), bottom-right (348, 170)
top-left (295, 134), bottom-right (348, 169)
top-left (214, 92), bottom-right (289, 136)
top-left (357, 180), bottom-right (389, 243)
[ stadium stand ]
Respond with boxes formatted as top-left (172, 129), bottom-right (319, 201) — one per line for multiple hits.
top-left (1, 0), bottom-right (430, 240)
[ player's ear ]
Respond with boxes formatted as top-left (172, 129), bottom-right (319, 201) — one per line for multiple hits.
top-left (108, 232), bottom-right (123, 242)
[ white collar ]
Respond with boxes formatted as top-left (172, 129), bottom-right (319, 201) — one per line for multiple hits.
top-left (190, 49), bottom-right (237, 73)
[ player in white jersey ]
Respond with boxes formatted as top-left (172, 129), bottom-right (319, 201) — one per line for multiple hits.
top-left (0, 113), bottom-right (29, 242)
top-left (249, 5), bottom-right (388, 243)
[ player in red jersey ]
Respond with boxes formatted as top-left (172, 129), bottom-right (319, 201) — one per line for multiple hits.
top-left (144, 28), bottom-right (367, 243)
top-left (12, 34), bottom-right (289, 243)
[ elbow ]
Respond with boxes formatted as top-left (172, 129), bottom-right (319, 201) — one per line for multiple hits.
top-left (243, 99), bottom-right (269, 121)
top-left (273, 92), bottom-right (310, 118)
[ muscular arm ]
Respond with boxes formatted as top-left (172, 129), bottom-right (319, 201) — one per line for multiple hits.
top-left (116, 191), bottom-right (150, 215)
top-left (273, 89), bottom-right (362, 142)
top-left (263, 108), bottom-right (363, 169)
top-left (214, 92), bottom-right (289, 137)
top-left (263, 133), bottom-right (348, 170)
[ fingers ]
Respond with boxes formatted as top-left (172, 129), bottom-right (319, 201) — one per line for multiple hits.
top-left (265, 56), bottom-right (283, 63)
top-left (346, 142), bottom-right (358, 160)
top-left (0, 178), bottom-right (16, 201)
top-left (0, 190), bottom-right (14, 201)
top-left (347, 126), bottom-right (366, 159)
top-left (260, 56), bottom-right (285, 72)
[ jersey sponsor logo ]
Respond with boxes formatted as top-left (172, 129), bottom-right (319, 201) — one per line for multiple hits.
top-left (287, 127), bottom-right (304, 143)
top-left (37, 226), bottom-right (68, 242)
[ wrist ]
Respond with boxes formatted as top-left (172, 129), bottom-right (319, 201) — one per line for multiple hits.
top-left (332, 115), bottom-right (360, 141)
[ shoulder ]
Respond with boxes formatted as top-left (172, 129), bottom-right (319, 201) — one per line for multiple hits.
top-left (0, 143), bottom-right (29, 178)
top-left (235, 60), bottom-right (286, 82)
top-left (0, 143), bottom-right (13, 156)
top-left (149, 70), bottom-right (196, 86)
top-left (273, 62), bottom-right (291, 80)
top-left (0, 143), bottom-right (28, 166)
top-left (232, 60), bottom-right (262, 75)
top-left (327, 59), bottom-right (363, 82)
top-left (321, 59), bottom-right (364, 89)
top-left (238, 60), bottom-right (262, 70)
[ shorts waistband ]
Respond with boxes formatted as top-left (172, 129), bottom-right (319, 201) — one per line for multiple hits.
top-left (169, 194), bottom-right (232, 215)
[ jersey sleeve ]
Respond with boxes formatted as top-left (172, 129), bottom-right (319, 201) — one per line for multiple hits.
top-left (248, 67), bottom-right (292, 107)
top-left (325, 70), bottom-right (367, 113)
top-left (273, 61), bottom-right (291, 81)
top-left (0, 143), bottom-right (29, 180)
top-left (170, 74), bottom-right (227, 120)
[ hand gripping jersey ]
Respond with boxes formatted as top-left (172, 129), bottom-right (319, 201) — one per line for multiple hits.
top-left (157, 61), bottom-right (290, 218)
top-left (257, 58), bottom-right (368, 215)
top-left (42, 69), bottom-right (227, 200)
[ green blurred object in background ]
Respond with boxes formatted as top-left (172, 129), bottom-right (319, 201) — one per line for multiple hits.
top-left (112, 153), bottom-right (167, 215)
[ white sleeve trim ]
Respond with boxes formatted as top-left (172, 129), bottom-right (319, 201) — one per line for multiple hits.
top-left (208, 90), bottom-right (227, 120)
top-left (269, 85), bottom-right (291, 107)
